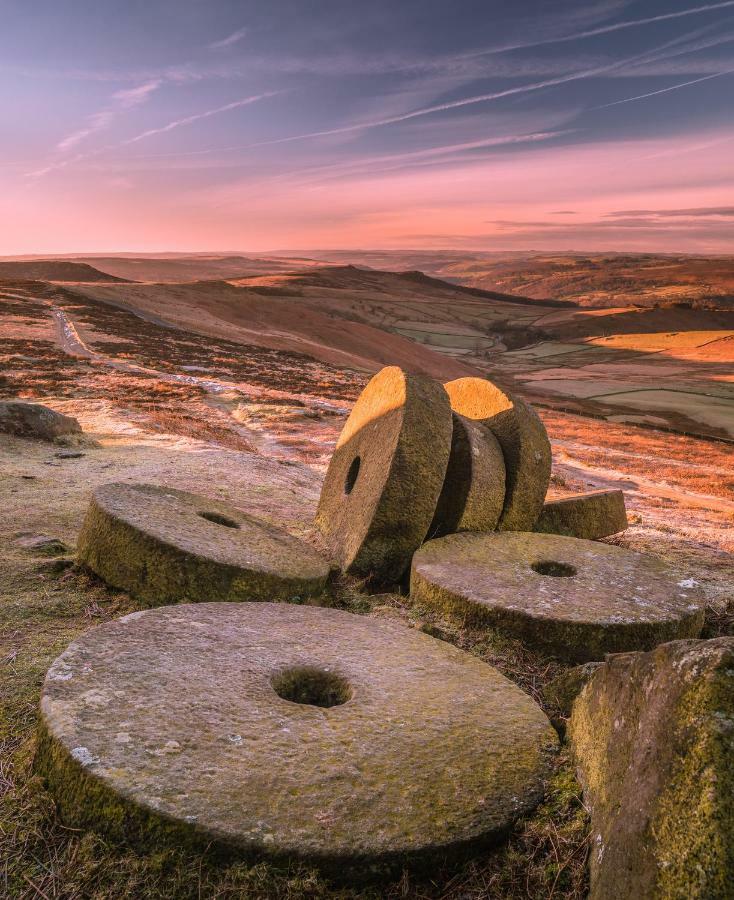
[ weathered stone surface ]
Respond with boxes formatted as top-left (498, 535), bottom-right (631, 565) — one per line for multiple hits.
top-left (35, 602), bottom-right (558, 874)
top-left (427, 413), bottom-right (505, 539)
top-left (535, 490), bottom-right (628, 540)
top-left (444, 378), bottom-right (551, 531)
top-left (410, 532), bottom-right (704, 662)
top-left (316, 366), bottom-right (453, 582)
top-left (77, 482), bottom-right (330, 605)
top-left (542, 662), bottom-right (602, 734)
top-left (569, 638), bottom-right (734, 900)
top-left (14, 533), bottom-right (69, 556)
top-left (0, 401), bottom-right (82, 442)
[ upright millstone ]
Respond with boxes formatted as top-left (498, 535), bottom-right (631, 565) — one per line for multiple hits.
top-left (444, 377), bottom-right (551, 531)
top-left (411, 532), bottom-right (704, 662)
top-left (36, 602), bottom-right (558, 876)
top-left (315, 366), bottom-right (453, 581)
top-left (77, 482), bottom-right (330, 605)
top-left (427, 413), bottom-right (506, 539)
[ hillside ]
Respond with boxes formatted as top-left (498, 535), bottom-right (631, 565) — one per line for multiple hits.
top-left (67, 267), bottom-right (490, 380)
top-left (0, 260), bottom-right (129, 283)
top-left (283, 250), bottom-right (734, 310)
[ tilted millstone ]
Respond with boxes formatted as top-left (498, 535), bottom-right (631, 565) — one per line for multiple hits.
top-left (35, 602), bottom-right (558, 875)
top-left (315, 366), bottom-right (453, 582)
top-left (427, 413), bottom-right (506, 539)
top-left (410, 532), bottom-right (704, 662)
top-left (534, 490), bottom-right (628, 540)
top-left (443, 378), bottom-right (551, 531)
top-left (569, 638), bottom-right (734, 900)
top-left (77, 483), bottom-right (330, 605)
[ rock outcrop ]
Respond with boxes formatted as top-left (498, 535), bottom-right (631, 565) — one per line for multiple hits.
top-left (0, 401), bottom-right (82, 442)
top-left (569, 638), bottom-right (734, 899)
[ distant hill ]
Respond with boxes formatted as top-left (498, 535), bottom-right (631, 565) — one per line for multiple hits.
top-left (67, 265), bottom-right (510, 379)
top-left (65, 255), bottom-right (323, 283)
top-left (276, 250), bottom-right (734, 310)
top-left (0, 260), bottom-right (129, 283)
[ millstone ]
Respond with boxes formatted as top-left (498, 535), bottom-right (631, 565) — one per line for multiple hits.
top-left (35, 603), bottom-right (558, 874)
top-left (315, 366), bottom-right (453, 581)
top-left (410, 532), bottom-right (704, 662)
top-left (428, 413), bottom-right (506, 539)
top-left (77, 483), bottom-right (330, 605)
top-left (444, 378), bottom-right (551, 531)
top-left (534, 490), bottom-right (628, 540)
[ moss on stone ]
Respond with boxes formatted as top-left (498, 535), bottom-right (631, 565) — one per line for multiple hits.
top-left (35, 601), bottom-right (559, 878)
top-left (444, 377), bottom-right (551, 532)
top-left (535, 490), bottom-right (628, 541)
top-left (410, 532), bottom-right (705, 663)
top-left (427, 413), bottom-right (505, 539)
top-left (76, 482), bottom-right (330, 606)
top-left (568, 638), bottom-right (734, 899)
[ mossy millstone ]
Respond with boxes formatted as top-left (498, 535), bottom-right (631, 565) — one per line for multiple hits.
top-left (410, 532), bottom-right (704, 662)
top-left (35, 602), bottom-right (558, 875)
top-left (77, 482), bottom-right (330, 605)
top-left (427, 413), bottom-right (506, 539)
top-left (569, 638), bottom-right (734, 899)
top-left (535, 490), bottom-right (628, 540)
top-left (315, 366), bottom-right (453, 581)
top-left (444, 377), bottom-right (551, 531)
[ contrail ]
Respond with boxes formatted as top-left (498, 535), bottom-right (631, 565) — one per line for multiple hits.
top-left (462, 0), bottom-right (734, 58)
top-left (595, 68), bottom-right (734, 107)
top-left (122, 91), bottom-right (278, 144)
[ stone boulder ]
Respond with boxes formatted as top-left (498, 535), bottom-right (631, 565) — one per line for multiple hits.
top-left (0, 401), bottom-right (82, 442)
top-left (535, 490), bottom-right (628, 541)
top-left (569, 638), bottom-right (734, 899)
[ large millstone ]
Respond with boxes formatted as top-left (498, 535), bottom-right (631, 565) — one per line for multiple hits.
top-left (35, 603), bottom-right (558, 875)
top-left (444, 378), bottom-right (551, 531)
top-left (410, 532), bottom-right (704, 662)
top-left (77, 483), bottom-right (330, 605)
top-left (315, 366), bottom-right (453, 581)
top-left (427, 413), bottom-right (506, 539)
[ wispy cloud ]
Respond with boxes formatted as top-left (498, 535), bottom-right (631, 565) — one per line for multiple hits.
top-left (122, 91), bottom-right (279, 145)
top-left (208, 27), bottom-right (248, 51)
top-left (56, 79), bottom-right (160, 151)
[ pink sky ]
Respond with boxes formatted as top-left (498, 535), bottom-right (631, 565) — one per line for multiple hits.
top-left (4, 128), bottom-right (733, 254)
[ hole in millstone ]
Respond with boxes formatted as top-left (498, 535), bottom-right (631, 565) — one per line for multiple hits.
top-left (198, 511), bottom-right (240, 529)
top-left (532, 560), bottom-right (577, 578)
top-left (344, 456), bottom-right (361, 495)
top-left (271, 666), bottom-right (352, 708)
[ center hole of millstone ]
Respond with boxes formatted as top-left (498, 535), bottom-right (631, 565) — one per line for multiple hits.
top-left (344, 456), bottom-right (361, 495)
top-left (271, 666), bottom-right (352, 708)
top-left (532, 560), bottom-right (577, 578)
top-left (198, 511), bottom-right (240, 529)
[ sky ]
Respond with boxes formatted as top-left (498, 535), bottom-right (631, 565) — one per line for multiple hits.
top-left (1, 0), bottom-right (733, 254)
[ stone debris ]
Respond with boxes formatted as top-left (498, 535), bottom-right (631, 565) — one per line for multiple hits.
top-left (0, 400), bottom-right (82, 442)
top-left (14, 533), bottom-right (70, 556)
top-left (36, 602), bottom-right (558, 874)
top-left (427, 412), bottom-right (506, 539)
top-left (535, 489), bottom-right (628, 540)
top-left (410, 531), bottom-right (704, 662)
top-left (77, 482), bottom-right (330, 606)
top-left (569, 638), bottom-right (734, 900)
top-left (315, 366), bottom-right (453, 581)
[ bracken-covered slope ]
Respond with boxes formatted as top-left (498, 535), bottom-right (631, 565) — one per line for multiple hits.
top-left (68, 265), bottom-right (540, 378)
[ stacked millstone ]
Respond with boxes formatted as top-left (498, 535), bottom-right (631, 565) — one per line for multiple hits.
top-left (315, 366), bottom-right (703, 662)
